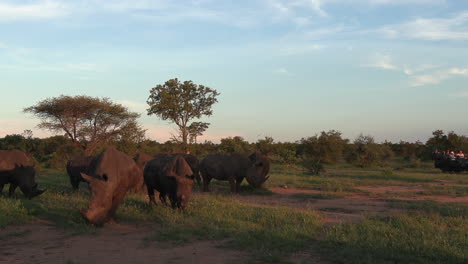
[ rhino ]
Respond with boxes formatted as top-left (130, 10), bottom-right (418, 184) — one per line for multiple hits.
top-left (66, 155), bottom-right (94, 190)
top-left (178, 154), bottom-right (201, 187)
top-left (80, 147), bottom-right (143, 225)
top-left (0, 149), bottom-right (45, 199)
top-left (144, 154), bottom-right (195, 209)
top-left (200, 152), bottom-right (270, 193)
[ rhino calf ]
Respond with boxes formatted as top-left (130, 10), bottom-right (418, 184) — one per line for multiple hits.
top-left (0, 150), bottom-right (45, 199)
top-left (200, 152), bottom-right (270, 193)
top-left (144, 154), bottom-right (195, 209)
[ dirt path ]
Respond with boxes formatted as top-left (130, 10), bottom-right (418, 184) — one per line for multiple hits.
top-left (0, 222), bottom-right (246, 264)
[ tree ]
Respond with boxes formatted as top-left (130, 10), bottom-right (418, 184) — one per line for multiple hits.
top-left (188, 122), bottom-right (209, 144)
top-left (218, 136), bottom-right (252, 154)
top-left (147, 78), bottom-right (219, 152)
top-left (297, 130), bottom-right (348, 175)
top-left (24, 95), bottom-right (145, 155)
top-left (345, 134), bottom-right (394, 167)
top-left (256, 136), bottom-right (275, 156)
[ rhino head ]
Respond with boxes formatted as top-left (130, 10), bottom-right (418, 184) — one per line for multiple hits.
top-left (80, 172), bottom-right (113, 225)
top-left (170, 156), bottom-right (195, 209)
top-left (14, 165), bottom-right (45, 199)
top-left (245, 152), bottom-right (270, 188)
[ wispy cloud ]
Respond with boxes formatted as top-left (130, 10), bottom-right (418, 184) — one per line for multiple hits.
top-left (280, 44), bottom-right (325, 55)
top-left (273, 67), bottom-right (292, 75)
top-left (402, 64), bottom-right (439, 75)
top-left (410, 67), bottom-right (468, 87)
top-left (0, 0), bottom-right (68, 21)
top-left (365, 54), bottom-right (398, 70)
top-left (377, 11), bottom-right (468, 40)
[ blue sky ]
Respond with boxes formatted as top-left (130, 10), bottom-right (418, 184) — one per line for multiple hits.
top-left (1, 0), bottom-right (468, 143)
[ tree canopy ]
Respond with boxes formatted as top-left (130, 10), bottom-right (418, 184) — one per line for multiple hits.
top-left (24, 95), bottom-right (145, 155)
top-left (147, 78), bottom-right (219, 152)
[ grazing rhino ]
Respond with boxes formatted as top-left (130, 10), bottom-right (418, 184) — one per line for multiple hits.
top-left (0, 149), bottom-right (45, 199)
top-left (66, 155), bottom-right (94, 190)
top-left (178, 154), bottom-right (201, 187)
top-left (200, 152), bottom-right (270, 193)
top-left (80, 147), bottom-right (143, 225)
top-left (144, 154), bottom-right (195, 209)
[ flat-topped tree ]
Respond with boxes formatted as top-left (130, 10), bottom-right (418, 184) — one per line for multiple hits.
top-left (147, 78), bottom-right (219, 152)
top-left (24, 95), bottom-right (145, 156)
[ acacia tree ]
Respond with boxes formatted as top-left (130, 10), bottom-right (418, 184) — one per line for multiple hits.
top-left (24, 95), bottom-right (145, 155)
top-left (147, 78), bottom-right (219, 152)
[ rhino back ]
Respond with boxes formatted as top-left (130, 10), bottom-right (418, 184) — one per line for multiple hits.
top-left (144, 154), bottom-right (175, 192)
top-left (201, 154), bottom-right (250, 181)
top-left (89, 147), bottom-right (141, 191)
top-left (0, 150), bottom-right (33, 171)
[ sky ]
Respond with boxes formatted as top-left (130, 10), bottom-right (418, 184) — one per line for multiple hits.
top-left (1, 0), bottom-right (468, 143)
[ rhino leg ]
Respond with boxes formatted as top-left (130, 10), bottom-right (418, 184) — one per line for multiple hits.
top-left (108, 191), bottom-right (127, 220)
top-left (195, 173), bottom-right (202, 187)
top-left (159, 192), bottom-right (168, 206)
top-left (0, 183), bottom-right (4, 193)
top-left (8, 183), bottom-right (18, 196)
top-left (202, 177), bottom-right (211, 192)
top-left (70, 177), bottom-right (80, 190)
top-left (147, 186), bottom-right (157, 205)
top-left (229, 178), bottom-right (236, 193)
top-left (235, 179), bottom-right (243, 193)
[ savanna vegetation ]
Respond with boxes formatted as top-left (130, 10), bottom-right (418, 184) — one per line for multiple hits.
top-left (1, 160), bottom-right (467, 263)
top-left (1, 82), bottom-right (467, 263)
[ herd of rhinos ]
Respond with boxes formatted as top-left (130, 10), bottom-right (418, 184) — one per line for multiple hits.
top-left (0, 147), bottom-right (270, 225)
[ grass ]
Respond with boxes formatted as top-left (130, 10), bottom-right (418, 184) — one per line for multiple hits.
top-left (144, 195), bottom-right (323, 262)
top-left (387, 199), bottom-right (468, 217)
top-left (0, 197), bottom-right (33, 228)
top-left (323, 213), bottom-right (468, 264)
top-left (0, 162), bottom-right (467, 263)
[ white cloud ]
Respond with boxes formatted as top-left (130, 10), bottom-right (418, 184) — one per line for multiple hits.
top-left (410, 67), bottom-right (468, 87)
top-left (0, 0), bottom-right (68, 21)
top-left (280, 44), bottom-right (325, 55)
top-left (273, 67), bottom-right (292, 75)
top-left (377, 11), bottom-right (468, 40)
top-left (365, 54), bottom-right (399, 70)
top-left (403, 64), bottom-right (439, 75)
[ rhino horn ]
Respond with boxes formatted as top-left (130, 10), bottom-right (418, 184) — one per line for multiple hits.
top-left (260, 175), bottom-right (270, 184)
top-left (81, 172), bottom-right (102, 183)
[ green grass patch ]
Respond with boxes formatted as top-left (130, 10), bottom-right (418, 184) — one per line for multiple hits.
top-left (323, 213), bottom-right (468, 264)
top-left (145, 195), bottom-right (323, 262)
top-left (387, 199), bottom-right (468, 217)
top-left (0, 197), bottom-right (34, 228)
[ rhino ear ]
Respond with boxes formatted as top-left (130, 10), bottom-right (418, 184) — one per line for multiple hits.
top-left (80, 173), bottom-right (95, 183)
